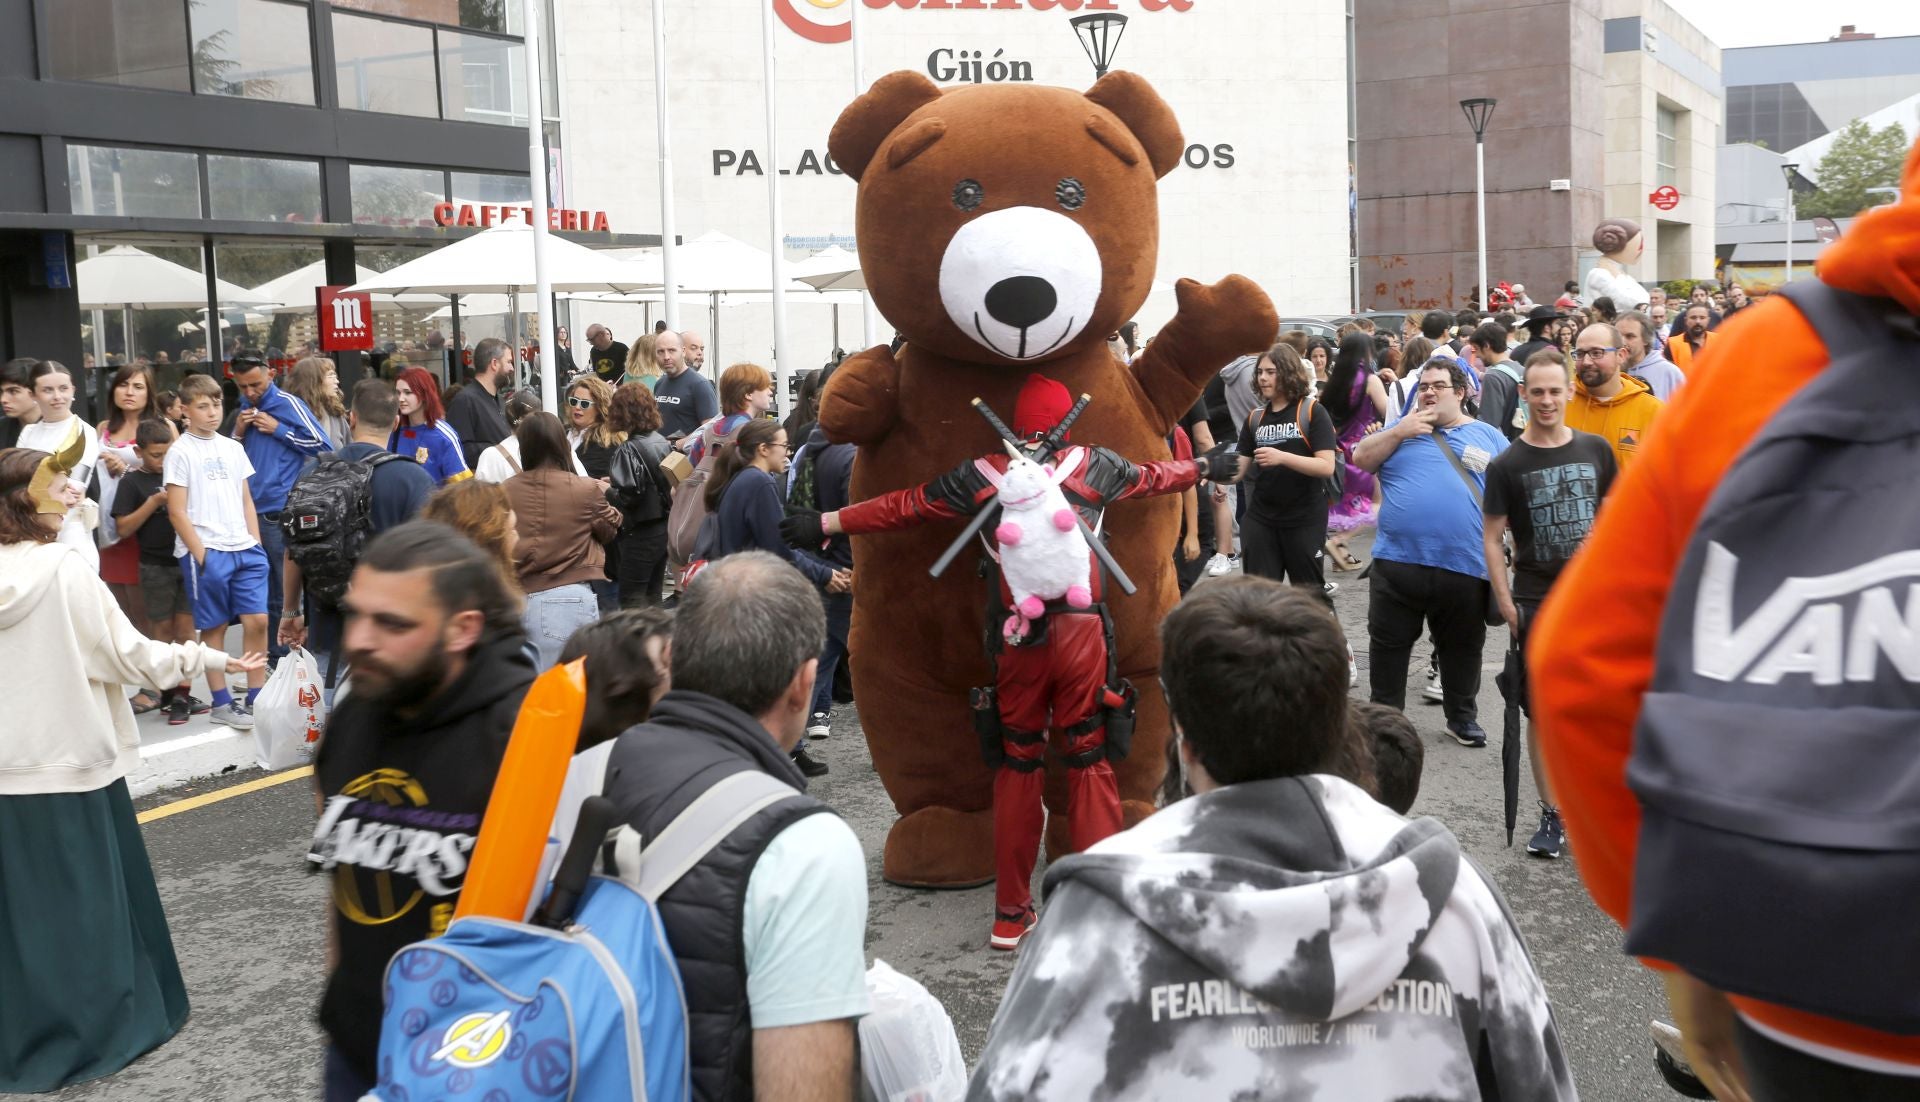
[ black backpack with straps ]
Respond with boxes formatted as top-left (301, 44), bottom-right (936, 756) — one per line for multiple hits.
top-left (282, 450), bottom-right (411, 608)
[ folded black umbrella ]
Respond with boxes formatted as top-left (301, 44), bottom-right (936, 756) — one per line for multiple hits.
top-left (1493, 637), bottom-right (1524, 846)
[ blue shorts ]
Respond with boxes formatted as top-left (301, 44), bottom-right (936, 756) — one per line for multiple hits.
top-left (180, 546), bottom-right (270, 631)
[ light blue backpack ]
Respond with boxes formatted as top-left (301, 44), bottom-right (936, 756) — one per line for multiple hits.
top-left (365, 771), bottom-right (801, 1101)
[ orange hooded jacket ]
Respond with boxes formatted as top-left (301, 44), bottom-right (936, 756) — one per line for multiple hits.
top-left (1564, 371), bottom-right (1663, 470)
top-left (1531, 137), bottom-right (1920, 1069)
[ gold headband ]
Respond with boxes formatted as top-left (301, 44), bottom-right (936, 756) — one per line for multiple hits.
top-left (27, 420), bottom-right (85, 515)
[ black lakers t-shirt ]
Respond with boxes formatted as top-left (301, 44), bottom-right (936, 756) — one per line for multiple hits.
top-left (1482, 430), bottom-right (1617, 602)
top-left (1236, 400), bottom-right (1338, 527)
top-left (309, 632), bottom-right (534, 1081)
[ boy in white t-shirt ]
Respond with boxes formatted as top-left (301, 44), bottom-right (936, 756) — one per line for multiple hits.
top-left (166, 373), bottom-right (269, 730)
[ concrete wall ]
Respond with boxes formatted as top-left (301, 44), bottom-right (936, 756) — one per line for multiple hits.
top-left (1354, 0), bottom-right (1605, 312)
top-left (553, 0), bottom-right (1351, 375)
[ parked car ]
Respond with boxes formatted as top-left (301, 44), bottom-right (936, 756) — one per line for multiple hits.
top-left (1276, 316), bottom-right (1341, 341)
top-left (1338, 311), bottom-right (1411, 337)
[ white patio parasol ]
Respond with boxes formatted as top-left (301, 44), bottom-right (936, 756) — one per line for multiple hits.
top-left (347, 223), bottom-right (649, 401)
top-left (253, 260), bottom-right (445, 315)
top-left (76, 246), bottom-right (268, 309)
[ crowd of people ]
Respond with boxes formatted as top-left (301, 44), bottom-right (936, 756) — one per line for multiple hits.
top-left (2, 224), bottom-right (1914, 1102)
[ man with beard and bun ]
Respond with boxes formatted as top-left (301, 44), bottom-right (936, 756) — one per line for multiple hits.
top-left (969, 579), bottom-right (1575, 1102)
top-left (306, 521), bottom-right (535, 1102)
top-left (1565, 322), bottom-right (1663, 470)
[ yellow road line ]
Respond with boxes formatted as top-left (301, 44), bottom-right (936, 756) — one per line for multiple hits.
top-left (137, 766), bottom-right (313, 824)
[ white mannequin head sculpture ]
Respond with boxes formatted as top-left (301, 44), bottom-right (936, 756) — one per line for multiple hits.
top-left (1593, 218), bottom-right (1645, 268)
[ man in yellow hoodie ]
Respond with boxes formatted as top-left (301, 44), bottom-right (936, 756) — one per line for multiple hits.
top-left (1562, 323), bottom-right (1663, 468)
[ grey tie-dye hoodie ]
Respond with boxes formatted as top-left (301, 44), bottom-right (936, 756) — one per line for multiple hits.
top-left (968, 774), bottom-right (1576, 1101)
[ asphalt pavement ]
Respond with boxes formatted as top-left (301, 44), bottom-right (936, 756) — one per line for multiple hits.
top-left (61, 538), bottom-right (1672, 1101)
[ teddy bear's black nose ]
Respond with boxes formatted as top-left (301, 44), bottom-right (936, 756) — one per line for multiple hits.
top-left (984, 276), bottom-right (1058, 330)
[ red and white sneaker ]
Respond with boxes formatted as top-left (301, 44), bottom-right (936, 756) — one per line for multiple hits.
top-left (989, 907), bottom-right (1037, 951)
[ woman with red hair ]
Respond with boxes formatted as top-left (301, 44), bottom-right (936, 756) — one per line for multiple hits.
top-left (387, 366), bottom-right (468, 485)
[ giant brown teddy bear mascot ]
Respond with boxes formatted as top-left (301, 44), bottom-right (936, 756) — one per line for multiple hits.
top-left (820, 70), bottom-right (1277, 887)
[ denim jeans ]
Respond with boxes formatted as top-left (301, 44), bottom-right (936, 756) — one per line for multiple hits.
top-left (810, 591), bottom-right (852, 717)
top-left (257, 511), bottom-right (287, 662)
top-left (523, 583), bottom-right (599, 670)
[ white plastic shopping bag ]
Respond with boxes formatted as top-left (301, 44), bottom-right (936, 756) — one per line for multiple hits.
top-left (252, 647), bottom-right (326, 770)
top-left (858, 959), bottom-right (967, 1102)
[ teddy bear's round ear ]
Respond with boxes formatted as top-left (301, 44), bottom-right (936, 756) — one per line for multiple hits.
top-left (1085, 71), bottom-right (1184, 180)
top-left (830, 71), bottom-right (945, 183)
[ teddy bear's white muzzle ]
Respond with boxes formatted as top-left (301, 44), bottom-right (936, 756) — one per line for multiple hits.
top-left (939, 206), bottom-right (1102, 361)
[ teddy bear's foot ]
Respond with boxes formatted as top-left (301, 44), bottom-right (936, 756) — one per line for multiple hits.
top-left (882, 806), bottom-right (995, 889)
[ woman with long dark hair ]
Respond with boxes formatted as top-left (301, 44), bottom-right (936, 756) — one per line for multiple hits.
top-left (1235, 344), bottom-right (1338, 602)
top-left (1321, 331), bottom-right (1389, 569)
top-left (282, 357), bottom-right (348, 448)
top-left (94, 362), bottom-right (160, 649)
top-left (502, 412), bottom-right (621, 667)
top-left (704, 418), bottom-right (839, 587)
top-left (0, 447), bottom-right (262, 1092)
top-left (387, 366), bottom-right (467, 485)
top-left (606, 383), bottom-right (672, 607)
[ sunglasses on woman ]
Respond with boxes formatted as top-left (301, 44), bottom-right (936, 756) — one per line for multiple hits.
top-left (566, 396), bottom-right (595, 410)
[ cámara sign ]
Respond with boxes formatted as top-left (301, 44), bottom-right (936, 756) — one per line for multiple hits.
top-left (777, 0), bottom-right (1194, 45)
top-left (432, 203), bottom-right (613, 232)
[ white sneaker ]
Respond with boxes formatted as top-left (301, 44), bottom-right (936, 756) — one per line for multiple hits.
top-left (806, 711), bottom-right (831, 740)
top-left (1205, 553), bottom-right (1233, 577)
top-left (1421, 670), bottom-right (1445, 704)
top-left (209, 702), bottom-right (254, 730)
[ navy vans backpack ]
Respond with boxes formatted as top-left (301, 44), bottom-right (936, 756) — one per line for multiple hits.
top-left (1624, 280), bottom-right (1920, 1032)
top-left (367, 771), bottom-right (801, 1101)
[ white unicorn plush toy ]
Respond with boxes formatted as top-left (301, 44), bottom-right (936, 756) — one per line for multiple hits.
top-left (977, 443), bottom-right (1093, 641)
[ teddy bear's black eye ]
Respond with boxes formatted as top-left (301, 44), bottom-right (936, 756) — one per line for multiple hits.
top-left (952, 179), bottom-right (984, 212)
top-left (1055, 177), bottom-right (1086, 211)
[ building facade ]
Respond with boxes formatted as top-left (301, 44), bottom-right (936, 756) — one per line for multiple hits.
top-left (0, 0), bottom-right (650, 407)
top-left (552, 0), bottom-right (1353, 365)
top-left (1353, 0), bottom-right (1718, 311)
top-left (1601, 0), bottom-right (1720, 285)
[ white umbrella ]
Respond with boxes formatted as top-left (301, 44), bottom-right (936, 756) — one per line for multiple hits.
top-left (424, 293), bottom-right (543, 319)
top-left (604, 231), bottom-right (834, 368)
top-left (347, 223), bottom-right (648, 394)
top-left (253, 260), bottom-right (444, 315)
top-left (346, 222), bottom-right (647, 296)
top-left (791, 245), bottom-right (869, 292)
top-left (75, 246), bottom-right (268, 309)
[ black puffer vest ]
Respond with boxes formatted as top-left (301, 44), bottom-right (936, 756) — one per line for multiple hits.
top-left (602, 691), bottom-right (830, 1102)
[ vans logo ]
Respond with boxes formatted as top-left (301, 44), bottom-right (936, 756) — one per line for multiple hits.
top-left (1695, 542), bottom-right (1920, 685)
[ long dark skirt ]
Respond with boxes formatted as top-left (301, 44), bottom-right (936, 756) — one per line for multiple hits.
top-left (0, 778), bottom-right (188, 1092)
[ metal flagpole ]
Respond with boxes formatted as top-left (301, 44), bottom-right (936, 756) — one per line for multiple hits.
top-left (852, 0), bottom-right (878, 349)
top-left (654, 0), bottom-right (680, 333)
top-left (1474, 139), bottom-right (1488, 311)
top-left (523, 0), bottom-right (557, 409)
top-left (761, 0), bottom-right (792, 408)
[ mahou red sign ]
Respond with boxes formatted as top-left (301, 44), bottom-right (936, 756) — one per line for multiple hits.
top-left (433, 203), bottom-right (612, 232)
top-left (318, 285), bottom-right (374, 352)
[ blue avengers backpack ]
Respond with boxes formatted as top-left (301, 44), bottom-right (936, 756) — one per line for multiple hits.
top-left (366, 771), bottom-right (802, 1101)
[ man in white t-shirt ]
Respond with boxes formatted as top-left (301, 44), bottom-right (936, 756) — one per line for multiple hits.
top-left (164, 373), bottom-right (269, 730)
top-left (599, 551), bottom-right (868, 1102)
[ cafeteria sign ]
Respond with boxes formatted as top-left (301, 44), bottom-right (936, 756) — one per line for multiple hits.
top-left (433, 204), bottom-right (612, 232)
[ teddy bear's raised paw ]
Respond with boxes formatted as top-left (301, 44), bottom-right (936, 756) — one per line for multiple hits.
top-left (817, 346), bottom-right (902, 445)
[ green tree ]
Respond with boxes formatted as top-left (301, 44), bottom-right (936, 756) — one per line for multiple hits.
top-left (1799, 120), bottom-right (1908, 219)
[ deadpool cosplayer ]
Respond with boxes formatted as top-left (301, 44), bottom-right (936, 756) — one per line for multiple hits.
top-left (786, 375), bottom-right (1240, 949)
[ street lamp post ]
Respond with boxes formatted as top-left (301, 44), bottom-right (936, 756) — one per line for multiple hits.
top-left (1460, 98), bottom-right (1496, 311)
top-left (1071, 13), bottom-right (1128, 78)
top-left (1781, 163), bottom-right (1800, 283)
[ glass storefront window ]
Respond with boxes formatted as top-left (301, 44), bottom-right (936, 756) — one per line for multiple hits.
top-left (207, 156), bottom-right (324, 222)
top-left (350, 164), bottom-right (446, 227)
top-left (190, 0), bottom-right (317, 105)
top-left (1656, 104), bottom-right (1679, 189)
top-left (68, 145), bottom-right (202, 218)
top-left (449, 171), bottom-right (530, 206)
top-left (333, 0), bottom-right (519, 35)
top-left (438, 31), bottom-right (526, 127)
top-left (213, 244), bottom-right (326, 361)
top-left (47, 0), bottom-right (192, 92)
top-left (333, 12), bottom-right (439, 117)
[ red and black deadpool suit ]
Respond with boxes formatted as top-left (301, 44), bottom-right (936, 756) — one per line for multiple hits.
top-left (829, 440), bottom-right (1232, 926)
